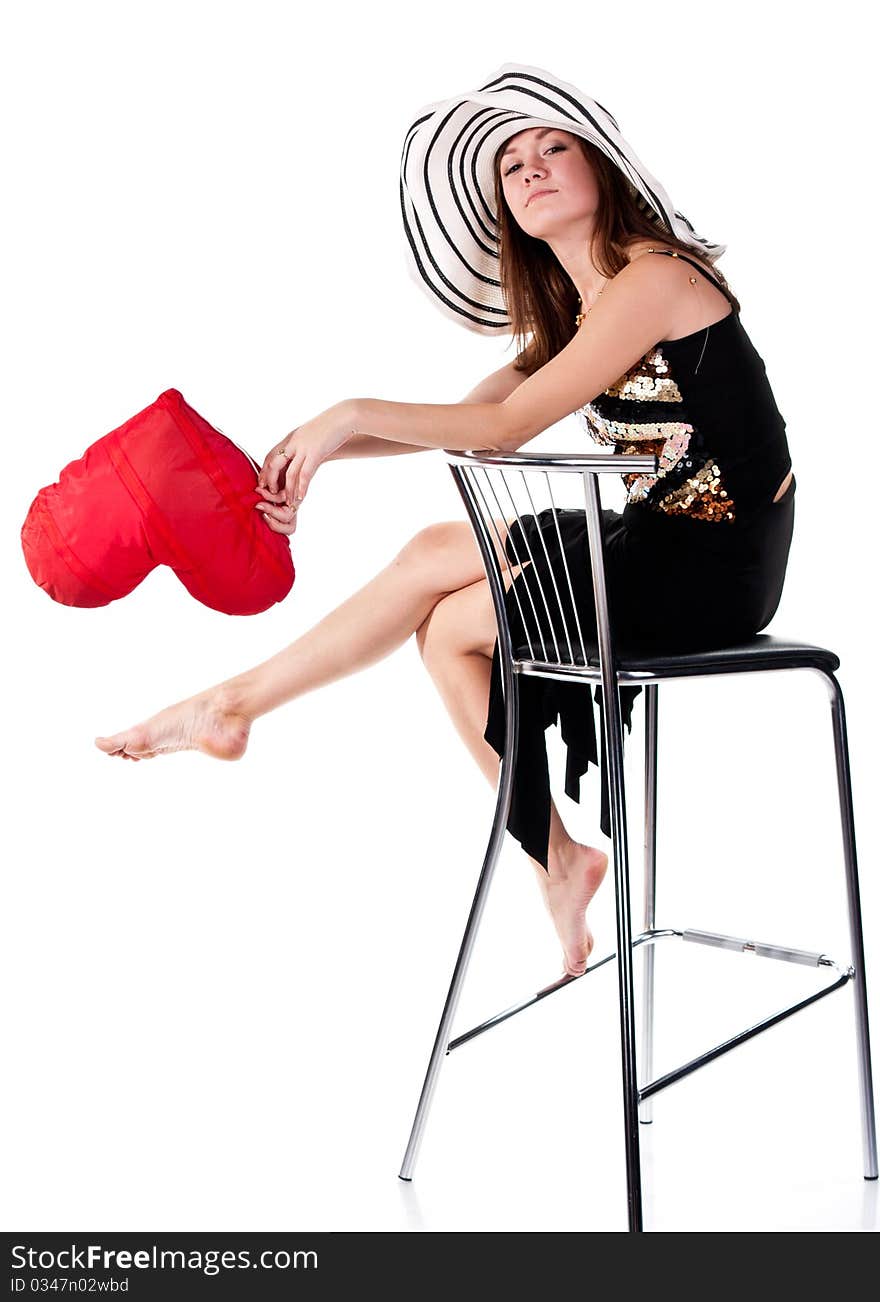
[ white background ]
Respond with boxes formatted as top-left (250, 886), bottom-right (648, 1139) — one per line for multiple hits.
top-left (2, 0), bottom-right (877, 1233)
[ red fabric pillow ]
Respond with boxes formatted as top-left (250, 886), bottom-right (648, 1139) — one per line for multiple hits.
top-left (21, 388), bottom-right (294, 615)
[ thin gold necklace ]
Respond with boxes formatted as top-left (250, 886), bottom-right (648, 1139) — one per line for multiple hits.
top-left (575, 282), bottom-right (606, 328)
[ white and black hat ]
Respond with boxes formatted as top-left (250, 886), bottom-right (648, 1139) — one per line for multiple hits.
top-left (400, 61), bottom-right (725, 335)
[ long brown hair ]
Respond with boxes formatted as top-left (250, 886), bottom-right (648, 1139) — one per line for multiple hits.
top-left (493, 134), bottom-right (741, 376)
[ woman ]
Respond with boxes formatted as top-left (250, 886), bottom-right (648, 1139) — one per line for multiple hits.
top-left (94, 64), bottom-right (795, 979)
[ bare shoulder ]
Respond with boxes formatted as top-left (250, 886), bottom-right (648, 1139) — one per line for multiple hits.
top-left (624, 237), bottom-right (677, 261)
top-left (617, 239), bottom-right (688, 283)
top-left (601, 244), bottom-right (686, 336)
top-left (619, 239), bottom-right (730, 341)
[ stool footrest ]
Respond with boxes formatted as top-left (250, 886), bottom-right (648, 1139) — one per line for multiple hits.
top-left (682, 928), bottom-right (827, 967)
top-left (446, 929), bottom-right (852, 1068)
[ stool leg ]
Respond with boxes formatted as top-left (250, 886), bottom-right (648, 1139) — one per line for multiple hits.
top-left (397, 668), bottom-right (520, 1183)
top-left (601, 686), bottom-right (644, 1230)
top-left (584, 464), bottom-right (644, 1231)
top-left (640, 684), bottom-right (659, 1125)
top-left (825, 672), bottom-right (878, 1179)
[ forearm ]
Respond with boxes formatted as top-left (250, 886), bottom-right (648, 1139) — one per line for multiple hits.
top-left (327, 431), bottom-right (435, 460)
top-left (349, 396), bottom-right (513, 454)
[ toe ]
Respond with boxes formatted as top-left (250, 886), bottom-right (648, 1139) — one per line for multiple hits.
top-left (95, 732), bottom-right (150, 758)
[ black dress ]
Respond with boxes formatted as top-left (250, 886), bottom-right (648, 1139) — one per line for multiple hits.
top-left (483, 249), bottom-right (796, 872)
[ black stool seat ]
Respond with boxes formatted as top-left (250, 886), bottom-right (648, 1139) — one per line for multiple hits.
top-left (514, 633), bottom-right (841, 676)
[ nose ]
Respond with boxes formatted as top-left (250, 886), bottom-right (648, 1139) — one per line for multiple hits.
top-left (524, 170), bottom-right (551, 203)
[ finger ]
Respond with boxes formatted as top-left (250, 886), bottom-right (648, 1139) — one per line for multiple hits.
top-left (261, 447), bottom-right (288, 489)
top-left (264, 452), bottom-right (280, 494)
top-left (284, 458), bottom-right (310, 508)
top-left (255, 501), bottom-right (295, 523)
top-left (279, 457), bottom-right (296, 505)
top-left (256, 500), bottom-right (297, 519)
top-left (256, 502), bottom-right (299, 533)
top-left (255, 485), bottom-right (286, 502)
top-left (288, 474), bottom-right (310, 509)
top-left (259, 510), bottom-right (297, 536)
top-left (264, 449), bottom-right (290, 494)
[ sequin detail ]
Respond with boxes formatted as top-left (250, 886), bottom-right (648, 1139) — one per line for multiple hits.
top-left (576, 344), bottom-right (736, 522)
top-left (604, 345), bottom-right (683, 402)
top-left (653, 459), bottom-right (734, 521)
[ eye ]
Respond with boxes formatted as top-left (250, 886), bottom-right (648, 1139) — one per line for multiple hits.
top-left (504, 143), bottom-right (565, 177)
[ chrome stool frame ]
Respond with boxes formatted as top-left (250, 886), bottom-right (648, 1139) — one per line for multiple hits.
top-left (397, 449), bottom-right (877, 1232)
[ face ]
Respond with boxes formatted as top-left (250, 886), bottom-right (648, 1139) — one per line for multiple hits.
top-left (498, 127), bottom-right (600, 235)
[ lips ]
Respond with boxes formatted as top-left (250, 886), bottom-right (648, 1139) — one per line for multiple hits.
top-left (527, 188), bottom-right (557, 206)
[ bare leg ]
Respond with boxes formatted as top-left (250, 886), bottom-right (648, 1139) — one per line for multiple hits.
top-left (94, 521), bottom-right (509, 760)
top-left (416, 578), bottom-right (608, 977)
top-left (94, 519), bottom-right (609, 973)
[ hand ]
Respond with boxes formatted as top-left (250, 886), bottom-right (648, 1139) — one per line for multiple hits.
top-left (255, 401), bottom-right (355, 507)
top-left (254, 483), bottom-right (301, 535)
top-left (253, 432), bottom-right (300, 534)
top-left (256, 431), bottom-right (300, 493)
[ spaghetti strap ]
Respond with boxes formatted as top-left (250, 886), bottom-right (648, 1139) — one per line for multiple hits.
top-left (645, 247), bottom-right (734, 305)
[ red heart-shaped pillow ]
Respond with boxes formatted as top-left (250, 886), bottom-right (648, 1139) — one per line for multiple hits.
top-left (21, 388), bottom-right (294, 615)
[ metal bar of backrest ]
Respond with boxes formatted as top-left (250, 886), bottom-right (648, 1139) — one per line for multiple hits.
top-left (446, 449), bottom-right (658, 671)
top-left (448, 448), bottom-right (658, 1230)
top-left (467, 462), bottom-right (593, 664)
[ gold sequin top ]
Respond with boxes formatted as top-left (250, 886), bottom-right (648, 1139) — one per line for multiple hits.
top-left (575, 250), bottom-right (792, 526)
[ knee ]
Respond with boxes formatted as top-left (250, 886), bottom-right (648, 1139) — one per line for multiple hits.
top-left (398, 521), bottom-right (464, 572)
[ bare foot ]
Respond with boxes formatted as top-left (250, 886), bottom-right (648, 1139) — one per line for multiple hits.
top-left (532, 841), bottom-right (610, 977)
top-left (94, 687), bottom-right (252, 762)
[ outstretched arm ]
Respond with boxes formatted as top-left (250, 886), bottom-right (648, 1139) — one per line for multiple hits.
top-left (327, 432), bottom-right (431, 458)
top-left (326, 356), bottom-right (531, 460)
top-left (269, 257), bottom-right (676, 504)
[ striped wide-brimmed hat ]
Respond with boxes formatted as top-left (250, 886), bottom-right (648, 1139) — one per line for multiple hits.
top-left (400, 61), bottom-right (725, 335)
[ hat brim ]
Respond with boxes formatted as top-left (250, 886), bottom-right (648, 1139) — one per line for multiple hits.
top-left (400, 62), bottom-right (725, 335)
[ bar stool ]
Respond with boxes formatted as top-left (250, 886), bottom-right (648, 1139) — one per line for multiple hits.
top-left (397, 448), bottom-right (877, 1232)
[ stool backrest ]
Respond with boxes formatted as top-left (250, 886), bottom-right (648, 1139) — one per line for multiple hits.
top-left (446, 450), bottom-right (658, 673)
